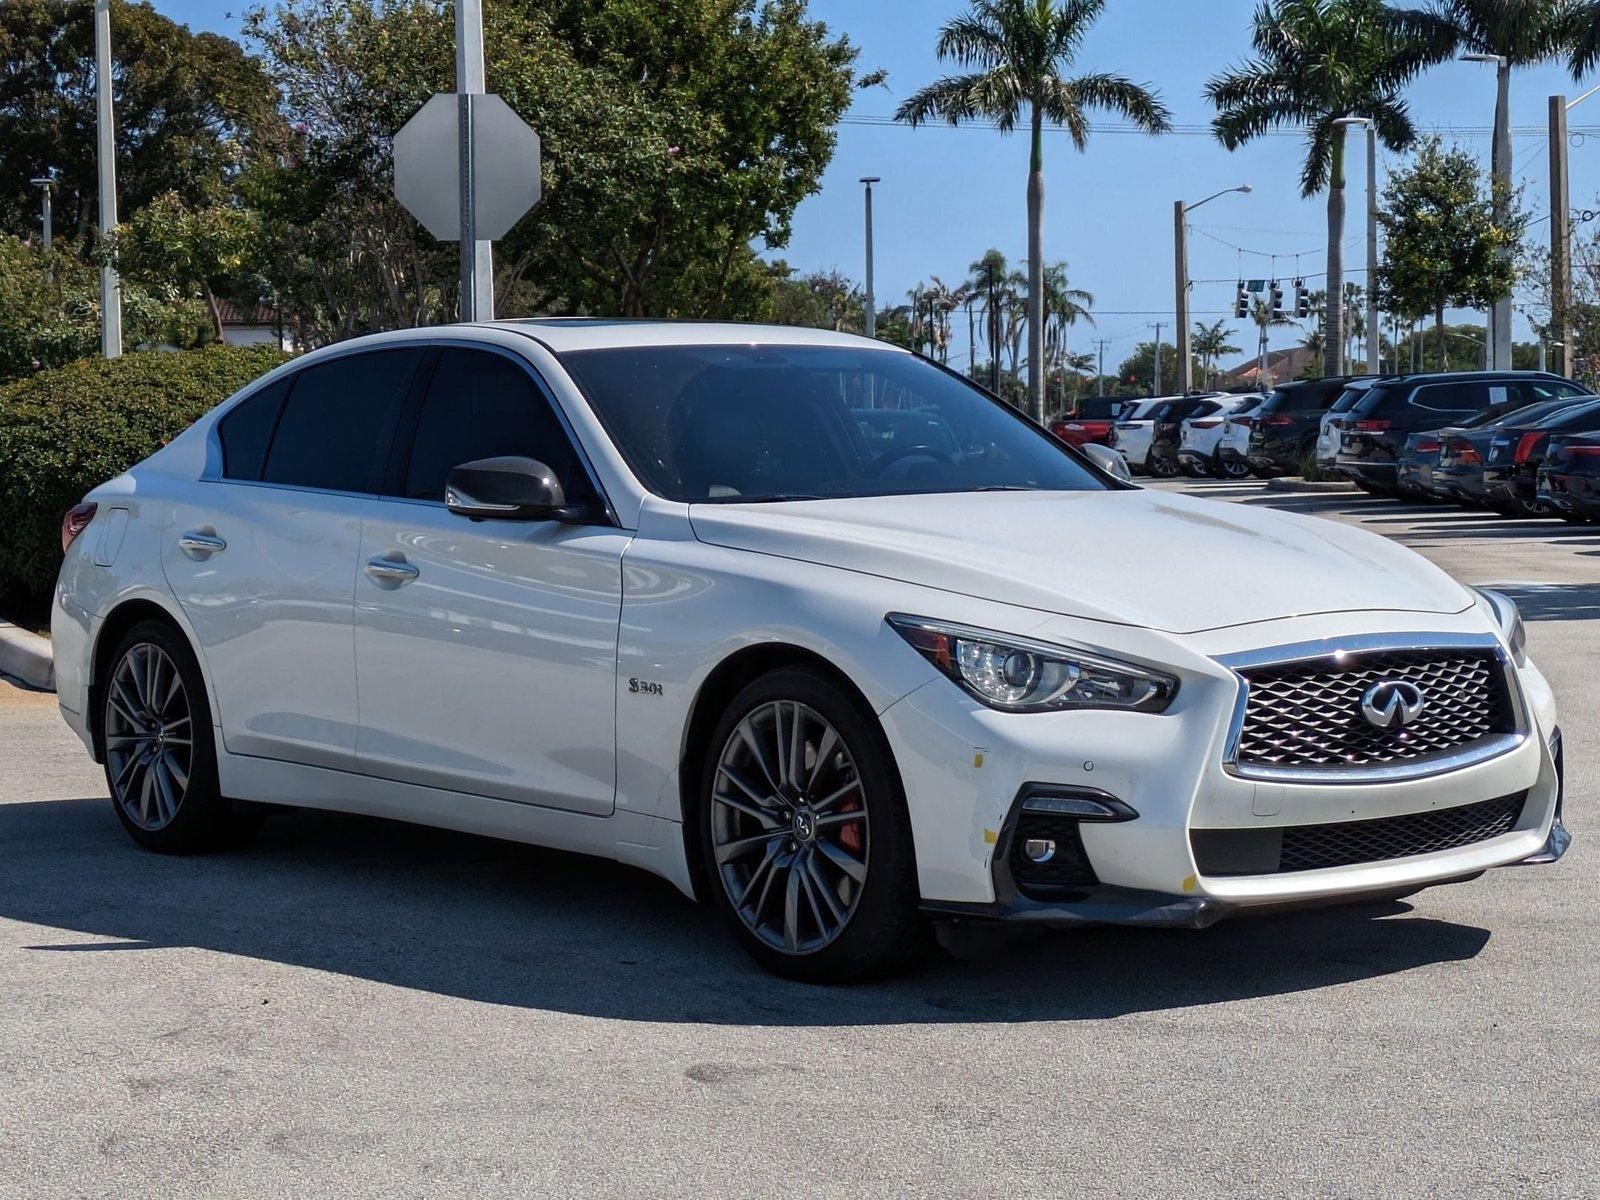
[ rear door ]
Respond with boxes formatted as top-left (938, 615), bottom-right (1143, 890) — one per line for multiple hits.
top-left (352, 346), bottom-right (627, 815)
top-left (163, 348), bottom-right (423, 769)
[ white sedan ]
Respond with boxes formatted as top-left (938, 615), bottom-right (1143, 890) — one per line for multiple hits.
top-left (52, 321), bottom-right (1569, 981)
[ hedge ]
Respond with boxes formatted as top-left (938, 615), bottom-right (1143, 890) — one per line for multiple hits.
top-left (0, 344), bottom-right (291, 612)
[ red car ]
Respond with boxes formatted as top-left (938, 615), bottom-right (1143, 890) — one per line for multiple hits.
top-left (1050, 397), bottom-right (1132, 448)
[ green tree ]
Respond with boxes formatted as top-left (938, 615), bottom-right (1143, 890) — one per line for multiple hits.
top-left (1191, 318), bottom-right (1241, 388)
top-left (1117, 340), bottom-right (1191, 395)
top-left (0, 232), bottom-right (206, 381)
top-left (768, 262), bottom-right (864, 332)
top-left (1042, 260), bottom-right (1093, 406)
top-left (1207, 0), bottom-right (1436, 377)
top-left (115, 193), bottom-right (263, 342)
top-left (896, 0), bottom-right (1169, 423)
top-left (1374, 139), bottom-right (1520, 366)
top-left (0, 0), bottom-right (283, 242)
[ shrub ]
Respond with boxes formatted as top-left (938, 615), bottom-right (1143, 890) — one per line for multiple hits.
top-left (0, 344), bottom-right (291, 613)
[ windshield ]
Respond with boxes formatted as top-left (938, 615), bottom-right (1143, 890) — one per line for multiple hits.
top-left (559, 344), bottom-right (1109, 503)
top-left (1075, 398), bottom-right (1122, 420)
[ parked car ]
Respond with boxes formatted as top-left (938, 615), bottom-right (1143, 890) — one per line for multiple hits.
top-left (1112, 397), bottom-right (1175, 474)
top-left (1249, 376), bottom-right (1375, 478)
top-left (1315, 380), bottom-right (1378, 474)
top-left (1215, 398), bottom-right (1267, 477)
top-left (1149, 394), bottom-right (1229, 477)
top-left (1396, 430), bottom-right (1448, 499)
top-left (1049, 396), bottom-right (1130, 448)
top-left (1430, 396), bottom-right (1594, 508)
top-left (1178, 394), bottom-right (1261, 478)
top-left (52, 320), bottom-right (1568, 982)
top-left (1537, 434), bottom-right (1600, 521)
top-left (1337, 372), bottom-right (1588, 495)
top-left (1483, 397), bottom-right (1600, 516)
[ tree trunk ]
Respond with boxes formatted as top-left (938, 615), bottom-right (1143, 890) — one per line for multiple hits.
top-left (1027, 107), bottom-right (1046, 423)
top-left (1435, 301), bottom-right (1446, 369)
top-left (1324, 128), bottom-right (1346, 378)
top-left (203, 283), bottom-right (226, 344)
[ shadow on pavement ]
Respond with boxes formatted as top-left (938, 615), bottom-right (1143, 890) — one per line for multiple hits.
top-left (0, 796), bottom-right (1492, 1025)
top-left (1486, 582), bottom-right (1600, 623)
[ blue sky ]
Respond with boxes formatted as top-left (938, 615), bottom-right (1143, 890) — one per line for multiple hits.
top-left (158, 0), bottom-right (1600, 373)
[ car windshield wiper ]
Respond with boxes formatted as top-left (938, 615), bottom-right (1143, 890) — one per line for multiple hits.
top-left (970, 485), bottom-right (1040, 492)
top-left (716, 493), bottom-right (829, 504)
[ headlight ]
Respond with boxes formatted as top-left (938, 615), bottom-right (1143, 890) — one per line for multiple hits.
top-left (1474, 587), bottom-right (1526, 667)
top-left (887, 615), bottom-right (1178, 713)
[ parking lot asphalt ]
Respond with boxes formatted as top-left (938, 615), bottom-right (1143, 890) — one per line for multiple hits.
top-left (1, 481), bottom-right (1595, 1199)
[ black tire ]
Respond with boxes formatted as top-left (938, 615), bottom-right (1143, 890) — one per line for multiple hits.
top-left (697, 666), bottom-right (926, 982)
top-left (1212, 456), bottom-right (1253, 480)
top-left (98, 619), bottom-right (257, 853)
top-left (1146, 453), bottom-right (1179, 479)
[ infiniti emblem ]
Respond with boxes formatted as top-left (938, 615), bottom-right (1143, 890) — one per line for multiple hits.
top-left (1359, 680), bottom-right (1427, 730)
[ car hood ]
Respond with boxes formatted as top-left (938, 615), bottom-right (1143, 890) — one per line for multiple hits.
top-left (688, 488), bottom-right (1473, 635)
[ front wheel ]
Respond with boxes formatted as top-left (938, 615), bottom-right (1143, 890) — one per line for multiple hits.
top-left (1146, 453), bottom-right (1179, 478)
top-left (699, 667), bottom-right (925, 981)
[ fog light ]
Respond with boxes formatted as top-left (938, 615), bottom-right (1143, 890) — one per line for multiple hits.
top-left (1023, 838), bottom-right (1056, 863)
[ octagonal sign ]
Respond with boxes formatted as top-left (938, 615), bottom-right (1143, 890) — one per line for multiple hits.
top-left (394, 93), bottom-right (542, 241)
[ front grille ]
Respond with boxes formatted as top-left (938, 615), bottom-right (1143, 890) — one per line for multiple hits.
top-left (1192, 791), bottom-right (1527, 876)
top-left (1233, 649), bottom-right (1515, 772)
top-left (1008, 813), bottom-right (1098, 896)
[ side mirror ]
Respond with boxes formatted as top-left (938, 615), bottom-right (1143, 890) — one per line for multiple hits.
top-left (445, 456), bottom-right (573, 521)
top-left (1082, 442), bottom-right (1133, 483)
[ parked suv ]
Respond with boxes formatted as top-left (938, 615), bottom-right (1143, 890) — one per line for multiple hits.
top-left (1178, 394), bottom-right (1260, 478)
top-left (1149, 394), bottom-right (1228, 476)
top-left (1248, 376), bottom-right (1374, 477)
top-left (1337, 372), bottom-right (1588, 495)
top-left (1315, 380), bottom-right (1378, 474)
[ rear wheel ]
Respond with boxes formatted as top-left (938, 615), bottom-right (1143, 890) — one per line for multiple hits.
top-left (1146, 453), bottom-right (1179, 479)
top-left (1213, 456), bottom-right (1253, 480)
top-left (698, 667), bottom-right (924, 981)
top-left (100, 620), bottom-right (256, 853)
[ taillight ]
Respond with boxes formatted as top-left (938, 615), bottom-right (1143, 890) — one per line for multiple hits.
top-left (1265, 415), bottom-right (1296, 427)
top-left (61, 502), bottom-right (97, 553)
top-left (1513, 432), bottom-right (1548, 465)
top-left (1415, 439), bottom-right (1441, 453)
top-left (1459, 445), bottom-right (1482, 465)
top-left (1568, 444), bottom-right (1600, 458)
top-left (1234, 415), bottom-right (1257, 428)
top-left (1191, 419), bottom-right (1221, 430)
top-left (1352, 419), bottom-right (1391, 432)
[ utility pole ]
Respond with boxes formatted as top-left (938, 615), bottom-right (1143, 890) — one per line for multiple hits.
top-left (29, 175), bottom-right (54, 252)
top-left (1094, 337), bottom-right (1110, 391)
top-left (1174, 201), bottom-right (1190, 393)
top-left (94, 0), bottom-right (121, 357)
top-left (860, 178), bottom-right (879, 339)
top-left (1149, 322), bottom-right (1164, 395)
top-left (1463, 53), bottom-right (1512, 369)
top-left (1365, 125), bottom-right (1379, 374)
top-left (456, 0), bottom-right (493, 321)
top-left (1551, 94), bottom-right (1573, 377)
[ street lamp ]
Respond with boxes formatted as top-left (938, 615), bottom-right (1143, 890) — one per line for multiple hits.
top-left (1175, 184), bottom-right (1251, 392)
top-left (1463, 52), bottom-right (1511, 370)
top-left (29, 175), bottom-right (55, 253)
top-left (860, 177), bottom-right (880, 339)
top-left (1333, 117), bottom-right (1379, 375)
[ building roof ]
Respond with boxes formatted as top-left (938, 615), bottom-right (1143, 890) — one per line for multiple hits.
top-left (1221, 344), bottom-right (1315, 384)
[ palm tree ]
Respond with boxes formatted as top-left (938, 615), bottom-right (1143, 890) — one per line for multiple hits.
top-left (897, 0), bottom-right (1170, 423)
top-left (1042, 261), bottom-right (1095, 406)
top-left (1191, 318), bottom-right (1241, 388)
top-left (1207, 0), bottom-right (1436, 377)
top-left (1251, 295), bottom-right (1297, 385)
top-left (925, 275), bottom-right (971, 363)
top-left (967, 249), bottom-right (1011, 391)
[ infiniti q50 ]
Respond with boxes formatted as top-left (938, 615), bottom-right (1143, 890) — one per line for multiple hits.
top-left (53, 321), bottom-right (1569, 980)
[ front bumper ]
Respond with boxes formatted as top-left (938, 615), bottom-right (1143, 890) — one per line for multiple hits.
top-left (882, 610), bottom-right (1564, 920)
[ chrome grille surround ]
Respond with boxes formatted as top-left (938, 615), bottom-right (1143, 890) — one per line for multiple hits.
top-left (1218, 632), bottom-right (1527, 785)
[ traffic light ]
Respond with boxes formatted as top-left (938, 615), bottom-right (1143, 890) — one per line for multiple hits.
top-left (1234, 280), bottom-right (1248, 319)
top-left (1270, 280), bottom-right (1285, 319)
top-left (1294, 278), bottom-right (1310, 319)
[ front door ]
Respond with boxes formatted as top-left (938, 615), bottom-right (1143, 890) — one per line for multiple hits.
top-left (352, 347), bottom-right (626, 815)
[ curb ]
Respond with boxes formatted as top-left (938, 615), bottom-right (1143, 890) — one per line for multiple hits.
top-left (1264, 477), bottom-right (1358, 494)
top-left (0, 621), bottom-right (55, 692)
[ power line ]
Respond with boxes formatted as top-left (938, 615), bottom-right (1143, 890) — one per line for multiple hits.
top-left (842, 114), bottom-right (1600, 139)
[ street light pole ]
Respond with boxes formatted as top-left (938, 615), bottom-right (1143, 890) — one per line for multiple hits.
top-left (456, 0), bottom-right (493, 322)
top-left (860, 177), bottom-right (879, 339)
top-left (1464, 53), bottom-right (1512, 369)
top-left (94, 0), bottom-right (121, 358)
top-left (1149, 321), bottom-right (1164, 395)
top-left (29, 176), bottom-right (54, 252)
top-left (1174, 185), bottom-right (1251, 393)
top-left (1334, 118), bottom-right (1379, 375)
top-left (1550, 94), bottom-right (1571, 377)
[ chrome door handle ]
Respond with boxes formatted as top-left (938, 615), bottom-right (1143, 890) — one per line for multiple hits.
top-left (364, 556), bottom-right (419, 585)
top-left (178, 530), bottom-right (227, 556)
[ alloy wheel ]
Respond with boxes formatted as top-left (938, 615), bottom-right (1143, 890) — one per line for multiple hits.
top-left (1217, 457), bottom-right (1252, 479)
top-left (105, 642), bottom-right (193, 831)
top-left (710, 700), bottom-right (869, 955)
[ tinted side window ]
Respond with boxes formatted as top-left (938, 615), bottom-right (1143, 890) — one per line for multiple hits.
top-left (400, 348), bottom-right (599, 506)
top-left (262, 350), bottom-right (421, 493)
top-left (1410, 382), bottom-right (1481, 413)
top-left (218, 378), bottom-right (290, 481)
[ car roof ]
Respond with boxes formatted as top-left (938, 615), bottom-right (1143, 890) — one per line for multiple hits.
top-left (487, 317), bottom-right (898, 354)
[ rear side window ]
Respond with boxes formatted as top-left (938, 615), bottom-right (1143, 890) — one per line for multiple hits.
top-left (1410, 382), bottom-right (1481, 413)
top-left (218, 378), bottom-right (290, 481)
top-left (262, 349), bottom-right (422, 493)
top-left (399, 348), bottom-right (599, 506)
